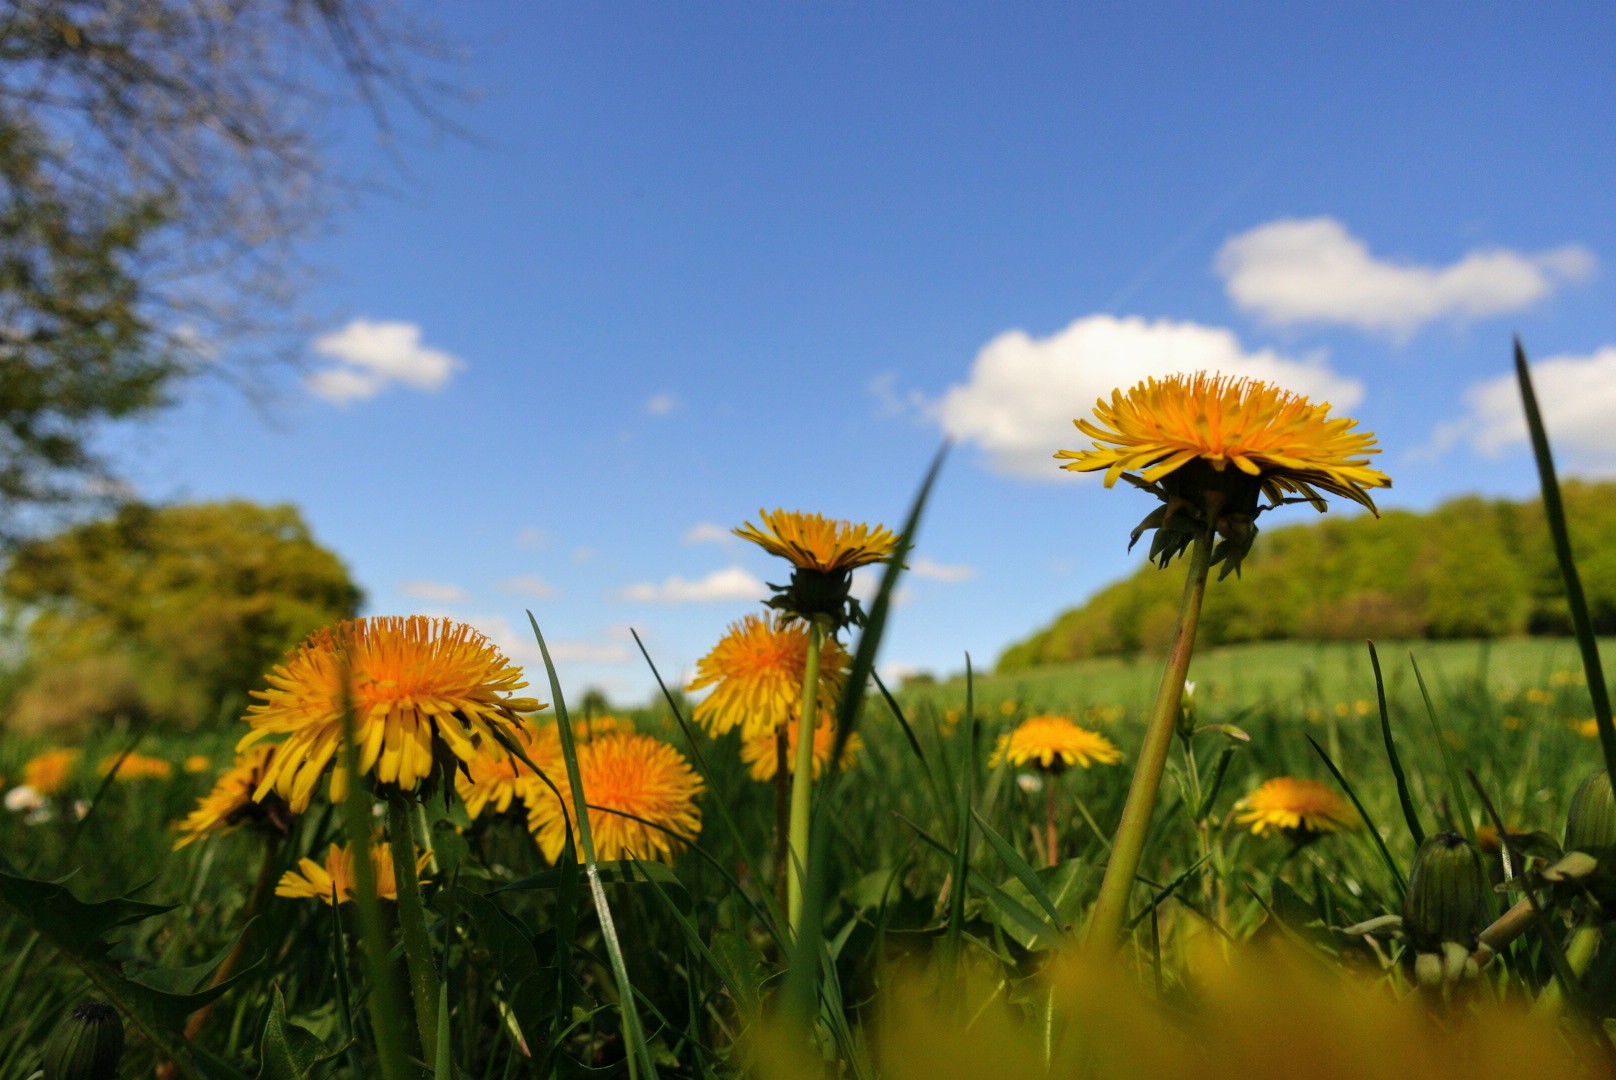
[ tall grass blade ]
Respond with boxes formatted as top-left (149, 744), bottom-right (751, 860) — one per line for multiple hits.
top-left (1411, 656), bottom-right (1482, 867)
top-left (1515, 339), bottom-right (1616, 790)
top-left (970, 807), bottom-right (1067, 930)
top-left (1304, 734), bottom-right (1406, 899)
top-left (1368, 642), bottom-right (1424, 846)
top-left (528, 612), bottom-right (660, 1080)
top-left (944, 655), bottom-right (976, 973)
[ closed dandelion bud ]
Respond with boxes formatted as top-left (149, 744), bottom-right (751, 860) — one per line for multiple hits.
top-left (1565, 769), bottom-right (1616, 851)
top-left (41, 1000), bottom-right (123, 1080)
top-left (1402, 831), bottom-right (1487, 954)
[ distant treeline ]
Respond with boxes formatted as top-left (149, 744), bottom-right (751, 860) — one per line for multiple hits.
top-left (997, 481), bottom-right (1616, 673)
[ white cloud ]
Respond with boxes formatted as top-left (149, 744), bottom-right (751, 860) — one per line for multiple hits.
top-left (933, 314), bottom-right (1362, 478)
top-left (398, 579), bottom-right (469, 604)
top-left (515, 527), bottom-right (549, 550)
top-left (909, 556), bottom-right (976, 583)
top-left (1444, 346), bottom-right (1616, 472)
top-left (682, 522), bottom-right (733, 545)
top-left (460, 613), bottom-right (633, 671)
top-left (617, 566), bottom-right (765, 603)
top-left (499, 575), bottom-right (557, 599)
top-left (306, 319), bottom-right (465, 404)
top-left (572, 547), bottom-right (597, 563)
top-left (1216, 218), bottom-right (1596, 337)
top-left (646, 392), bottom-right (679, 416)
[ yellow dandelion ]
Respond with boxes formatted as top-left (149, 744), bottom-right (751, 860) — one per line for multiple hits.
top-left (527, 731), bottom-right (703, 864)
top-left (182, 754), bottom-right (212, 774)
top-left (989, 715), bottom-right (1123, 773)
top-left (172, 746), bottom-right (292, 850)
top-left (1055, 372), bottom-right (1390, 512)
top-left (1235, 777), bottom-right (1357, 837)
top-left (239, 616), bottom-right (544, 812)
top-left (275, 839), bottom-right (431, 905)
top-left (740, 715), bottom-right (862, 782)
top-left (1579, 719), bottom-right (1601, 739)
top-left (99, 751), bottom-right (174, 781)
top-left (455, 715), bottom-right (621, 820)
top-left (687, 614), bottom-right (848, 740)
top-left (21, 748), bottom-right (80, 796)
top-left (734, 509), bottom-right (898, 574)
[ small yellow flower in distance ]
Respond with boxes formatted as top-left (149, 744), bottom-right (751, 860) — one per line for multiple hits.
top-left (275, 839), bottom-right (430, 905)
top-left (1579, 719), bottom-right (1601, 739)
top-left (1235, 777), bottom-right (1356, 837)
top-left (734, 509), bottom-right (898, 574)
top-left (172, 746), bottom-right (292, 850)
top-left (100, 752), bottom-right (174, 781)
top-left (989, 715), bottom-right (1123, 773)
top-left (22, 748), bottom-right (81, 796)
top-left (527, 731), bottom-right (703, 864)
top-left (182, 755), bottom-right (212, 774)
top-left (240, 616), bottom-right (544, 812)
top-left (687, 614), bottom-right (848, 740)
top-left (740, 715), bottom-right (862, 782)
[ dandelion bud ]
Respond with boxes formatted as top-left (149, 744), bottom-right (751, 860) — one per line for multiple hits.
top-left (1402, 831), bottom-right (1487, 954)
top-left (41, 1000), bottom-right (123, 1080)
top-left (1565, 769), bottom-right (1616, 852)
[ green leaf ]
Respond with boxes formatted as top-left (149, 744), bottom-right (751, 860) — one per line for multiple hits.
top-left (0, 869), bottom-right (174, 958)
top-left (994, 860), bottom-right (1092, 951)
top-left (256, 986), bottom-right (334, 1080)
top-left (1305, 735), bottom-right (1406, 901)
top-left (1369, 642), bottom-right (1424, 847)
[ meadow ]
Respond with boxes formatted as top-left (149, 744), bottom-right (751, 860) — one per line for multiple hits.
top-left (5, 363), bottom-right (1616, 1079)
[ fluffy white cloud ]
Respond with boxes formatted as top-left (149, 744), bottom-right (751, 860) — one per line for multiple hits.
top-left (934, 314), bottom-right (1362, 478)
top-left (1443, 346), bottom-right (1616, 472)
top-left (617, 566), bottom-right (765, 603)
top-left (1216, 218), bottom-right (1596, 337)
top-left (682, 522), bottom-right (732, 545)
top-left (461, 613), bottom-right (633, 670)
top-left (499, 575), bottom-right (557, 599)
top-left (398, 579), bottom-right (469, 604)
top-left (908, 556), bottom-right (976, 582)
top-left (306, 319), bottom-right (465, 404)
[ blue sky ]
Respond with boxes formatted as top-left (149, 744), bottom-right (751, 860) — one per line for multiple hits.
top-left (108, 3), bottom-right (1616, 703)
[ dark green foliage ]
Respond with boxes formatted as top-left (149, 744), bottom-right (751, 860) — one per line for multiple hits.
top-left (1000, 483), bottom-right (1616, 671)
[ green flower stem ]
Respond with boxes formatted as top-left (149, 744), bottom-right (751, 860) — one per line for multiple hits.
top-left (387, 791), bottom-right (440, 1057)
top-left (1086, 524), bottom-right (1214, 951)
top-left (786, 619), bottom-right (825, 936)
top-left (1535, 921), bottom-right (1601, 1015)
top-left (775, 725), bottom-right (791, 918)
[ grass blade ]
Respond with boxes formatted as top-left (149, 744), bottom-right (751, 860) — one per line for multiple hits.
top-left (970, 807), bottom-right (1067, 930)
top-left (1368, 642), bottom-right (1424, 846)
top-left (1304, 734), bottom-right (1406, 900)
top-left (1411, 655), bottom-right (1481, 864)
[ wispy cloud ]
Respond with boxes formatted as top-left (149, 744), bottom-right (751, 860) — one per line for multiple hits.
top-left (617, 566), bottom-right (765, 603)
top-left (1439, 345), bottom-right (1616, 473)
top-left (306, 319), bottom-right (465, 404)
top-left (499, 575), bottom-right (557, 599)
top-left (514, 527), bottom-right (549, 550)
top-left (398, 579), bottom-right (469, 604)
top-left (646, 391), bottom-right (680, 416)
top-left (1216, 217), bottom-right (1595, 337)
top-left (909, 556), bottom-right (976, 582)
top-left (932, 314), bottom-right (1361, 478)
top-left (682, 522), bottom-right (733, 545)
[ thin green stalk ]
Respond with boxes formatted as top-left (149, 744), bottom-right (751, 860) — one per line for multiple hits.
top-left (1536, 922), bottom-right (1601, 1016)
top-left (1086, 525), bottom-right (1213, 950)
top-left (388, 791), bottom-right (440, 1059)
top-left (787, 620), bottom-right (825, 935)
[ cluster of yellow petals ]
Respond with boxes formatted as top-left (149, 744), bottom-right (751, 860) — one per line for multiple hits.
top-left (734, 508), bottom-right (898, 573)
top-left (740, 715), bottom-right (862, 782)
top-left (21, 748), bottom-right (81, 796)
top-left (171, 745), bottom-right (284, 849)
top-left (1055, 372), bottom-right (1391, 512)
top-left (527, 731), bottom-right (703, 864)
top-left (240, 616), bottom-right (543, 812)
top-left (687, 613), bottom-right (848, 740)
top-left (989, 715), bottom-right (1122, 772)
top-left (275, 839), bottom-right (431, 905)
top-left (1235, 777), bottom-right (1357, 837)
top-left (99, 751), bottom-right (174, 782)
top-left (455, 715), bottom-right (620, 820)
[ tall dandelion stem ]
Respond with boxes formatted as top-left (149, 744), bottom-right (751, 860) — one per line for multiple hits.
top-left (787, 620), bottom-right (825, 935)
top-left (387, 792), bottom-right (440, 1056)
top-left (1087, 522), bottom-right (1214, 950)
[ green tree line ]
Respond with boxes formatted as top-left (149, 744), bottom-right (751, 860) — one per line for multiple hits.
top-left (998, 481), bottom-right (1616, 672)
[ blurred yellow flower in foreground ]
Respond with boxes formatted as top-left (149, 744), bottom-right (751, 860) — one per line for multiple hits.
top-left (687, 614), bottom-right (847, 740)
top-left (172, 746), bottom-right (291, 849)
top-left (527, 731), bottom-right (702, 864)
top-left (989, 715), bottom-right (1122, 773)
top-left (740, 714), bottom-right (861, 782)
top-left (240, 615), bottom-right (543, 811)
top-left (1235, 777), bottom-right (1356, 838)
top-left (100, 752), bottom-right (173, 781)
top-left (276, 838), bottom-right (430, 905)
top-left (21, 748), bottom-right (80, 796)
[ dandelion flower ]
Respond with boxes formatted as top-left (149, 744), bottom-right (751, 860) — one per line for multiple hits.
top-left (1236, 777), bottom-right (1356, 838)
top-left (99, 752), bottom-right (173, 782)
top-left (687, 614), bottom-right (848, 740)
top-left (240, 616), bottom-right (543, 812)
top-left (22, 748), bottom-right (80, 796)
top-left (172, 746), bottom-right (292, 850)
top-left (989, 715), bottom-right (1122, 773)
top-left (455, 715), bottom-right (619, 820)
top-left (741, 715), bottom-right (862, 781)
top-left (527, 731), bottom-right (703, 864)
top-left (183, 755), bottom-right (212, 774)
top-left (275, 839), bottom-right (430, 905)
top-left (735, 509), bottom-right (899, 627)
